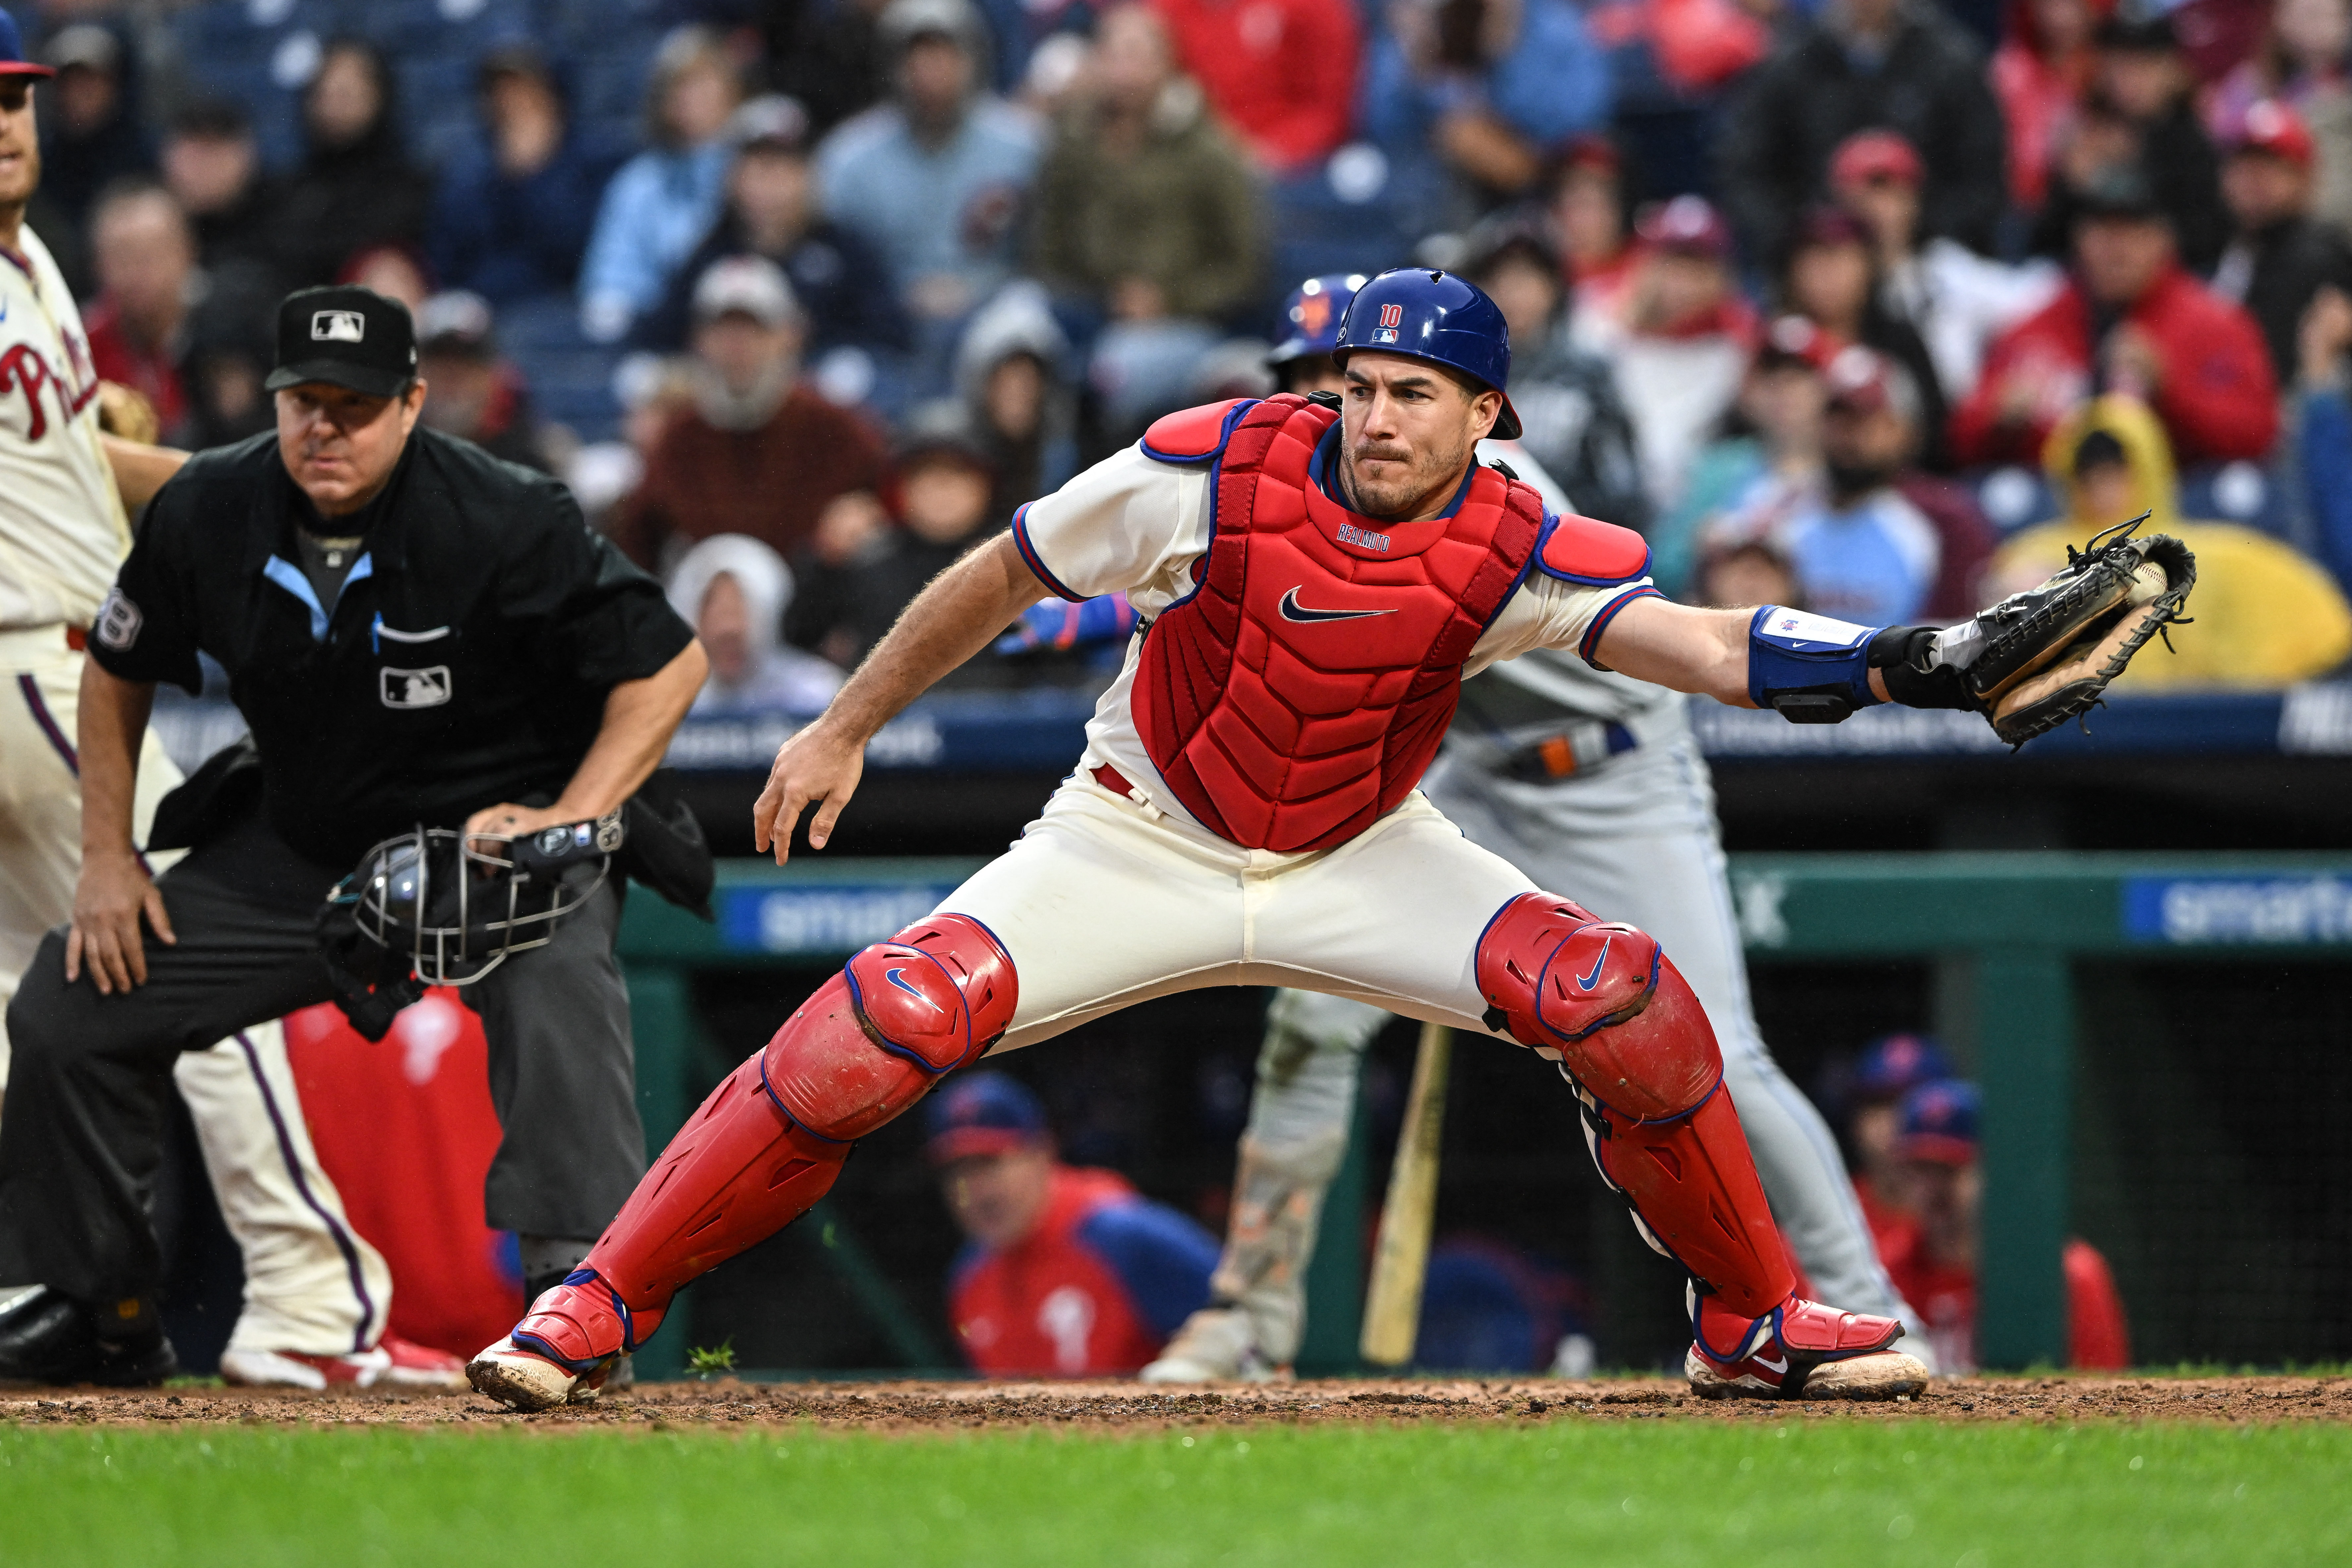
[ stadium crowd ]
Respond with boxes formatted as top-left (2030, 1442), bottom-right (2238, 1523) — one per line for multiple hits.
top-left (16, 0), bottom-right (2352, 691)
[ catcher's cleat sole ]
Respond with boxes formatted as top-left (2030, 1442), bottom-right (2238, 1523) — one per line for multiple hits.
top-left (1684, 1346), bottom-right (1929, 1402)
top-left (467, 1338), bottom-right (588, 1412)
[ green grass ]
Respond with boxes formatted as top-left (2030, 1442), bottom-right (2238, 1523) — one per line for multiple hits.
top-left (3, 1418), bottom-right (2348, 1567)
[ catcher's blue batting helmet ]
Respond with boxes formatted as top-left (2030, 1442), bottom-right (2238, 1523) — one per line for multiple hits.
top-left (1268, 273), bottom-right (1365, 366)
top-left (1331, 267), bottom-right (1521, 439)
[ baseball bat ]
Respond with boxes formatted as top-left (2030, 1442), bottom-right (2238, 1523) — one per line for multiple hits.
top-left (1359, 1020), bottom-right (1452, 1367)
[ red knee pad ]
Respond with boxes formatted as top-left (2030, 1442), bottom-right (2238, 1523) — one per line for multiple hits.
top-left (764, 913), bottom-right (1019, 1142)
top-left (1591, 1088), bottom-right (1796, 1319)
top-left (1474, 893), bottom-right (1720, 1119)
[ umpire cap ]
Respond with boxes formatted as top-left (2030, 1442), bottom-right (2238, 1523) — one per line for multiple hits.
top-left (1331, 268), bottom-right (1522, 439)
top-left (266, 285), bottom-right (419, 399)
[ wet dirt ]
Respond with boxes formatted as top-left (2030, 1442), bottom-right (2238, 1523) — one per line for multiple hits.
top-left (5, 1375), bottom-right (2350, 1431)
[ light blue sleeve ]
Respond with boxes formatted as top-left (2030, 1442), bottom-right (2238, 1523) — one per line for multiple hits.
top-left (2302, 389), bottom-right (2352, 596)
top-left (577, 155), bottom-right (667, 313)
top-left (1487, 0), bottom-right (1612, 144)
top-left (1356, 33), bottom-right (1430, 150)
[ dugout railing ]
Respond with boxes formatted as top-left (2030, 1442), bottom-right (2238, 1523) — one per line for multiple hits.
top-left (616, 851), bottom-right (2352, 1378)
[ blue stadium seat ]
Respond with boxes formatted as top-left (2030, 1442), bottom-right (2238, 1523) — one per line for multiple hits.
top-left (497, 291), bottom-right (624, 442)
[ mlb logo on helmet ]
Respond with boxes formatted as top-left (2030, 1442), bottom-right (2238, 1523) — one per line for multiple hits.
top-left (1371, 301), bottom-right (1404, 344)
top-left (312, 310), bottom-right (367, 343)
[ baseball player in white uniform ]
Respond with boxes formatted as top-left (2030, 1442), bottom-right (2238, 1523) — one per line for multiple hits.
top-left (0, 35), bottom-right (453, 1388)
top-left (1133, 277), bottom-right (1923, 1382)
top-left (472, 267), bottom-right (1971, 1411)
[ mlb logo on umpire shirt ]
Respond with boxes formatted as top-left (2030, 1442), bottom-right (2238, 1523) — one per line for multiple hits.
top-left (312, 310), bottom-right (366, 343)
top-left (381, 665), bottom-right (452, 709)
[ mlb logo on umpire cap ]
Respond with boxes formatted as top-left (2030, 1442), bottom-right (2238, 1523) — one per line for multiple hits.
top-left (266, 285), bottom-right (418, 399)
top-left (312, 310), bottom-right (366, 344)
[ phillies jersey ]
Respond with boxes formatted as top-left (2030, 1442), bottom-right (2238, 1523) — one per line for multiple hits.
top-left (949, 1165), bottom-right (1218, 1377)
top-left (1011, 401), bottom-right (1657, 843)
top-left (0, 224), bottom-right (128, 632)
top-left (1878, 1226), bottom-right (2130, 1375)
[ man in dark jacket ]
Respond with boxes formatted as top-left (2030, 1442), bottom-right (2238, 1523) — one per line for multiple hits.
top-left (0, 285), bottom-right (706, 1386)
top-left (2213, 99), bottom-right (2352, 383)
top-left (1718, 0), bottom-right (2006, 267)
top-left (427, 43), bottom-right (620, 305)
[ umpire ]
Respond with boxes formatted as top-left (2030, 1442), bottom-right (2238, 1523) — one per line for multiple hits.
top-left (0, 285), bottom-right (707, 1384)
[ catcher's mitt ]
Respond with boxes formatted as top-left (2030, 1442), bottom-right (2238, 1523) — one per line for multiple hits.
top-left (1946, 513), bottom-right (2196, 746)
top-left (93, 380), bottom-right (161, 445)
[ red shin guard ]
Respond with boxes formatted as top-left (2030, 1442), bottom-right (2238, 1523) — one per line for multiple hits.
top-left (1476, 893), bottom-right (1795, 1317)
top-left (542, 915), bottom-right (1017, 1362)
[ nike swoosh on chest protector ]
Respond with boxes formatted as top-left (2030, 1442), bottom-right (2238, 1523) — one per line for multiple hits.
top-left (1277, 586), bottom-right (1398, 623)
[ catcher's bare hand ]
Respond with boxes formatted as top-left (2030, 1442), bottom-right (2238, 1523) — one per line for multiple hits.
top-left (754, 719), bottom-right (866, 863)
top-left (66, 846), bottom-right (174, 994)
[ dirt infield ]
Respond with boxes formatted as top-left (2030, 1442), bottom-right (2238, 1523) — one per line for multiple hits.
top-left (4, 1374), bottom-right (2350, 1430)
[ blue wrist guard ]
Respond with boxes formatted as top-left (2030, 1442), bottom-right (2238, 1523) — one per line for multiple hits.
top-left (1747, 606), bottom-right (1884, 723)
top-left (994, 593), bottom-right (1139, 656)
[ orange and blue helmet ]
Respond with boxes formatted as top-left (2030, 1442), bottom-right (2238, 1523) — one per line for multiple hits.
top-left (1331, 267), bottom-right (1521, 439)
top-left (1268, 273), bottom-right (1366, 366)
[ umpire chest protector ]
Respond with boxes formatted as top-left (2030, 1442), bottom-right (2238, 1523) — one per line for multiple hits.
top-left (1133, 393), bottom-right (1547, 853)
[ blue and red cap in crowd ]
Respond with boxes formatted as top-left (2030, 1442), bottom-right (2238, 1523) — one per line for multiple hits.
top-left (1896, 1079), bottom-right (1980, 1166)
top-left (924, 1071), bottom-right (1049, 1164)
top-left (1852, 1033), bottom-right (1953, 1102)
top-left (0, 9), bottom-right (56, 78)
top-left (1331, 267), bottom-right (1523, 439)
top-left (1268, 273), bottom-right (1365, 368)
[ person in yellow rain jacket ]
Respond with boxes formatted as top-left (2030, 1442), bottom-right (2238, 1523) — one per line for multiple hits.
top-left (1981, 394), bottom-right (2352, 686)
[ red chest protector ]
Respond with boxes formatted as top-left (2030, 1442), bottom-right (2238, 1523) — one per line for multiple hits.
top-left (1133, 394), bottom-right (1545, 853)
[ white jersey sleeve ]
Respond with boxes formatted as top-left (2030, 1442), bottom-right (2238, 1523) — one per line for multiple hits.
top-left (1466, 571), bottom-right (1653, 675)
top-left (0, 226), bottom-right (130, 633)
top-left (1010, 445), bottom-right (1211, 609)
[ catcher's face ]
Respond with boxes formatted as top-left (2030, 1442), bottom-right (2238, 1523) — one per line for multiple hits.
top-left (1337, 352), bottom-right (1501, 522)
top-left (277, 379), bottom-right (427, 518)
top-left (0, 81), bottom-right (39, 211)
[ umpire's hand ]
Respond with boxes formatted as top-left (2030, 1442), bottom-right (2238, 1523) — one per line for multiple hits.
top-left (67, 847), bottom-right (175, 994)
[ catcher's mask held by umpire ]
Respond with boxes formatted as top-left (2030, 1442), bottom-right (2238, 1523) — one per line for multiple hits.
top-left (330, 814), bottom-right (624, 988)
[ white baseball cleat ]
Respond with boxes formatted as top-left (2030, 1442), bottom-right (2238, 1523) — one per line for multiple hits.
top-left (1139, 1306), bottom-right (1277, 1384)
top-left (220, 1333), bottom-right (468, 1392)
top-left (465, 1335), bottom-right (589, 1412)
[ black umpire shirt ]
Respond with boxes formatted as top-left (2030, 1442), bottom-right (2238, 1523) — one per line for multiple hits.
top-left (90, 426), bottom-right (694, 870)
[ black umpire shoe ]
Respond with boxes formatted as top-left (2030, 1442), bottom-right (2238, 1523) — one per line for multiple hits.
top-left (0, 1286), bottom-right (178, 1387)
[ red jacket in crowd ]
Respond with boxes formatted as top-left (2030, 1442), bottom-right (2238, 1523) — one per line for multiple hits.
top-left (1950, 265), bottom-right (2278, 467)
top-left (1881, 1227), bottom-right (2131, 1376)
top-left (82, 298), bottom-right (186, 440)
top-left (1150, 0), bottom-right (1359, 172)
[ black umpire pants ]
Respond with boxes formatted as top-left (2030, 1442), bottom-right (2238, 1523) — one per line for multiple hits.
top-left (0, 810), bottom-right (647, 1309)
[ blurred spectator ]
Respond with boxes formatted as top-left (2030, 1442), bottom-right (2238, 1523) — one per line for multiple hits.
top-left (816, 0), bottom-right (1039, 337)
top-left (1031, 4), bottom-right (1263, 327)
top-left (2212, 101), bottom-right (2352, 383)
top-left (1984, 396), bottom-right (2352, 685)
top-left (1667, 316), bottom-right (1832, 602)
top-left (637, 95), bottom-right (910, 359)
top-left (1546, 136), bottom-right (1636, 325)
top-left (1456, 212), bottom-right (1648, 528)
top-left (428, 43), bottom-right (620, 307)
top-left (339, 244), bottom-right (431, 316)
top-left (955, 280), bottom-right (1079, 524)
top-left (2298, 285), bottom-right (2352, 593)
top-left (664, 534), bottom-right (844, 714)
top-left (34, 22), bottom-right (146, 237)
top-left (1151, 0), bottom-right (1359, 172)
top-left (1693, 537), bottom-right (1801, 610)
top-left (617, 256), bottom-right (887, 572)
top-left (1839, 1033), bottom-right (1952, 1252)
top-left (578, 27), bottom-right (745, 341)
top-left (414, 291), bottom-right (549, 472)
top-left (1953, 167), bottom-right (2279, 467)
top-left (81, 180), bottom-right (193, 442)
top-left (928, 1073), bottom-right (1217, 1378)
top-left (271, 39), bottom-right (431, 288)
top-left (2208, 0), bottom-right (2352, 234)
top-left (1876, 1080), bottom-right (2131, 1375)
top-left (178, 270), bottom-right (278, 448)
top-left (1718, 0), bottom-right (2006, 267)
top-left (1990, 0), bottom-right (2103, 217)
top-left (1361, 0), bottom-right (1612, 202)
top-left (158, 101), bottom-right (278, 285)
top-left (1572, 195), bottom-right (1755, 512)
top-left (765, 0), bottom-right (895, 140)
top-left (1832, 129), bottom-right (2063, 403)
top-left (1752, 347), bottom-right (1959, 624)
top-left (1780, 203), bottom-right (1950, 470)
top-left (802, 407), bottom-right (1005, 674)
top-left (2066, 9), bottom-right (2228, 273)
